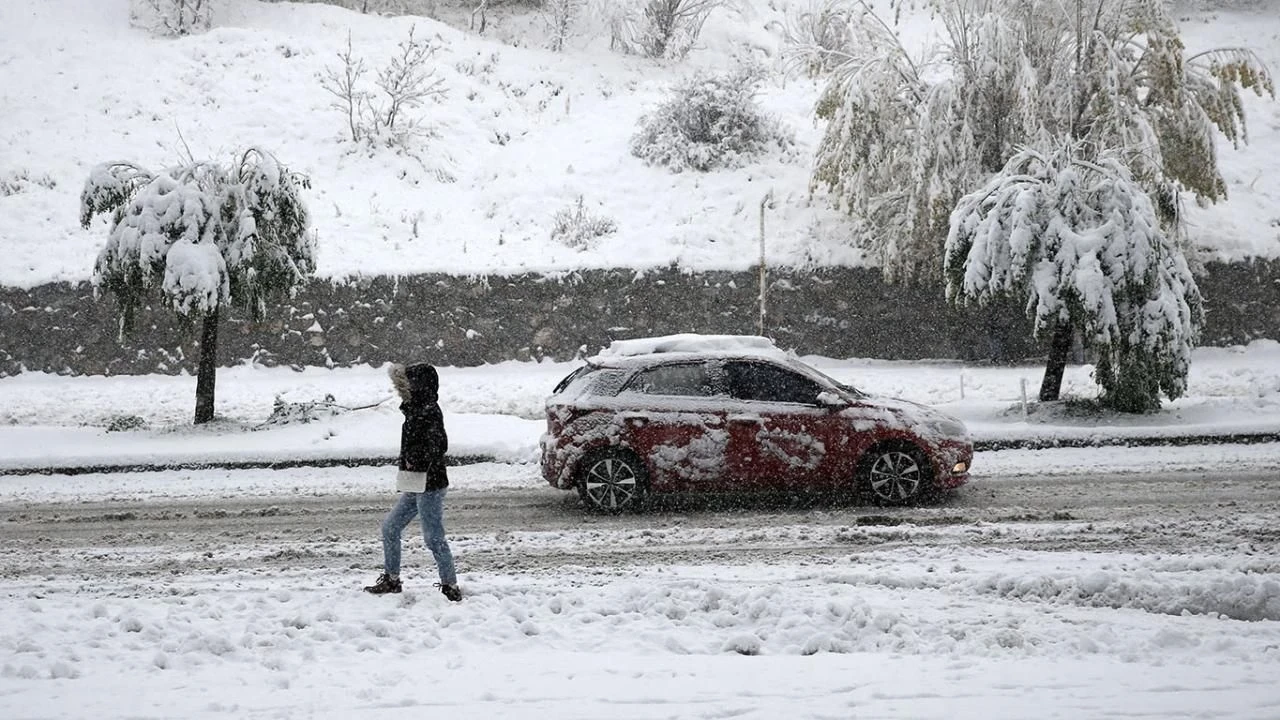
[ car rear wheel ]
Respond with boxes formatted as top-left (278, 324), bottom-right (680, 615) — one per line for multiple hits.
top-left (578, 450), bottom-right (647, 513)
top-left (861, 445), bottom-right (931, 505)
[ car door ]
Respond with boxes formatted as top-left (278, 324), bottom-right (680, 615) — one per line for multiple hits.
top-left (615, 360), bottom-right (731, 492)
top-left (722, 360), bottom-right (846, 491)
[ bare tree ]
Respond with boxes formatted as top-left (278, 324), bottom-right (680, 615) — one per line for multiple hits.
top-left (319, 33), bottom-right (369, 143)
top-left (319, 26), bottom-right (447, 149)
top-left (130, 0), bottom-right (213, 36)
top-left (545, 0), bottom-right (586, 52)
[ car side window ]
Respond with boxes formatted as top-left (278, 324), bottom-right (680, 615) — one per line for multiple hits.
top-left (625, 362), bottom-right (720, 397)
top-left (727, 361), bottom-right (822, 404)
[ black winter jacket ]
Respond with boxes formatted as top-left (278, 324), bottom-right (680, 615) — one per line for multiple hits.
top-left (396, 363), bottom-right (449, 491)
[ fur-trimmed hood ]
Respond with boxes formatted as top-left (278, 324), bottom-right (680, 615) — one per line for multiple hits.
top-left (389, 362), bottom-right (439, 405)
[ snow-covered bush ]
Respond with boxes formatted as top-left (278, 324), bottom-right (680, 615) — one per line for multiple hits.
top-left (630, 67), bottom-right (793, 173)
top-left (602, 0), bottom-right (725, 59)
top-left (779, 0), bottom-right (857, 77)
top-left (0, 169), bottom-right (57, 196)
top-left (80, 148), bottom-right (315, 424)
top-left (105, 414), bottom-right (149, 432)
top-left (319, 27), bottom-right (448, 152)
top-left (261, 0), bottom-right (437, 15)
top-left (551, 196), bottom-right (617, 249)
top-left (129, 0), bottom-right (213, 37)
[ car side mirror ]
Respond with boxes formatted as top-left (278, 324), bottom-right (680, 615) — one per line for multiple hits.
top-left (815, 391), bottom-right (846, 408)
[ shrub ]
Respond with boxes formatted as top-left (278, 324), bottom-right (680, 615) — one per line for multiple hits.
top-left (779, 0), bottom-right (857, 77)
top-left (319, 26), bottom-right (447, 151)
top-left (551, 196), bottom-right (617, 249)
top-left (630, 66), bottom-right (793, 172)
top-left (603, 0), bottom-right (725, 59)
top-left (129, 0), bottom-right (213, 37)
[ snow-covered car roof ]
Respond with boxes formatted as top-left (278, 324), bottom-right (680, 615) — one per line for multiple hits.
top-left (587, 334), bottom-right (792, 367)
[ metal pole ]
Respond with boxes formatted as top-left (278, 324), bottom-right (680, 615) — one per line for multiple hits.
top-left (758, 190), bottom-right (773, 337)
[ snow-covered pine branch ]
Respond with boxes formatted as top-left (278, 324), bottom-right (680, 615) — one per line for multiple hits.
top-left (945, 145), bottom-right (1202, 412)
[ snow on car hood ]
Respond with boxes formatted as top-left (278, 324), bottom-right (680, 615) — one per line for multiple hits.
top-left (842, 395), bottom-right (970, 443)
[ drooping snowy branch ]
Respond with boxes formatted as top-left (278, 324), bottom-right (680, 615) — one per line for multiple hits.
top-left (80, 149), bottom-right (315, 330)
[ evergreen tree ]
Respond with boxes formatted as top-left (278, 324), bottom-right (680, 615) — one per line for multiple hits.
top-left (80, 148), bottom-right (315, 424)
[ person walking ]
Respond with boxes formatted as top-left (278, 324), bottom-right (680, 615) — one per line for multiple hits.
top-left (364, 362), bottom-right (462, 601)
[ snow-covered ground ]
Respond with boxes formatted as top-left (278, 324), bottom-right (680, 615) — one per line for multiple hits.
top-left (2, 339), bottom-right (1278, 471)
top-left (0, 0), bottom-right (1276, 289)
top-left (5, 548), bottom-right (1279, 719)
top-left (4, 462), bottom-right (1280, 719)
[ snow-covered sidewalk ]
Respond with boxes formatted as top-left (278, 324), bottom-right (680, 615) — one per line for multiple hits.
top-left (2, 341), bottom-right (1279, 473)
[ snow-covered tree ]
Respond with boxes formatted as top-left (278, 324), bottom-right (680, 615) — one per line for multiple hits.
top-left (545, 0), bottom-right (586, 52)
top-left (795, 0), bottom-right (1273, 283)
top-left (945, 145), bottom-right (1201, 411)
top-left (792, 0), bottom-right (1271, 407)
top-left (319, 26), bottom-right (447, 151)
top-left (80, 149), bottom-right (315, 424)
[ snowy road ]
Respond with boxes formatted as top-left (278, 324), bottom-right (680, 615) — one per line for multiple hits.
top-left (4, 466), bottom-right (1277, 578)
top-left (3, 465), bottom-right (1279, 719)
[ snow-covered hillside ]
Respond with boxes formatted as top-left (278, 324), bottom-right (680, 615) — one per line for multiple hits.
top-left (0, 0), bottom-right (1276, 288)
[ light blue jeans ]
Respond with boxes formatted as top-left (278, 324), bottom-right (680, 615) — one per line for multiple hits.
top-left (380, 489), bottom-right (456, 585)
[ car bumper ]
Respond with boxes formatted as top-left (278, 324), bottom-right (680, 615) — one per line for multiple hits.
top-left (540, 433), bottom-right (576, 489)
top-left (933, 440), bottom-right (973, 490)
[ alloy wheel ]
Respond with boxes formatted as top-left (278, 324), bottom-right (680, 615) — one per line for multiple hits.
top-left (582, 456), bottom-right (641, 512)
top-left (867, 450), bottom-right (924, 503)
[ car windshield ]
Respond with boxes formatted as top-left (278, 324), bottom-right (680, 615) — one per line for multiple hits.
top-left (552, 364), bottom-right (629, 399)
top-left (794, 360), bottom-right (868, 399)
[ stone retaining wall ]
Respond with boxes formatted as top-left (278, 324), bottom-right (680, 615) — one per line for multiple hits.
top-left (2, 260), bottom-right (1276, 376)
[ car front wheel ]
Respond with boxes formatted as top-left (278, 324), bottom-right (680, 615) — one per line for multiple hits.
top-left (578, 450), bottom-right (647, 513)
top-left (861, 446), bottom-right (931, 505)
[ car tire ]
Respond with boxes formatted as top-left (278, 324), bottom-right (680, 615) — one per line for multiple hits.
top-left (859, 444), bottom-right (932, 506)
top-left (577, 449), bottom-right (648, 514)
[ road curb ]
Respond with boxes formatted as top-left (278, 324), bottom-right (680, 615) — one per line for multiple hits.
top-left (3, 432), bottom-right (1278, 476)
top-left (973, 432), bottom-right (1280, 452)
top-left (0, 454), bottom-right (495, 477)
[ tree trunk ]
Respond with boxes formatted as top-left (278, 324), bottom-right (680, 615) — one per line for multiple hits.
top-left (194, 307), bottom-right (219, 424)
top-left (1038, 318), bottom-right (1074, 402)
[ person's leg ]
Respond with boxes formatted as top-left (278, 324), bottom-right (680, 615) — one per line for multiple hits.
top-left (381, 492), bottom-right (420, 577)
top-left (415, 488), bottom-right (457, 586)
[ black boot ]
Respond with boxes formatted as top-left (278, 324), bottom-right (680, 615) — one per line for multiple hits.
top-left (364, 573), bottom-right (402, 594)
top-left (436, 582), bottom-right (462, 602)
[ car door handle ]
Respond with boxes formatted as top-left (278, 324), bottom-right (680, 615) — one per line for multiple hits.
top-left (728, 415), bottom-right (762, 423)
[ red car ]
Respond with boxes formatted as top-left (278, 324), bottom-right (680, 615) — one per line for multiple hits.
top-left (540, 335), bottom-right (972, 512)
